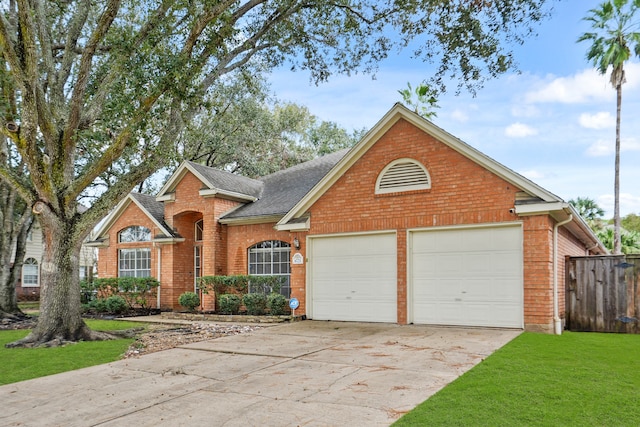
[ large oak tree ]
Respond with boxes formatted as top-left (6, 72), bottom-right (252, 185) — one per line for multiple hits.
top-left (0, 0), bottom-right (552, 347)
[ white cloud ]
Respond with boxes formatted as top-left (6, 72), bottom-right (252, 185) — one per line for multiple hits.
top-left (587, 137), bottom-right (640, 157)
top-left (510, 104), bottom-right (540, 118)
top-left (586, 139), bottom-right (612, 157)
top-left (450, 109), bottom-right (469, 122)
top-left (525, 69), bottom-right (610, 104)
top-left (524, 63), bottom-right (640, 105)
top-left (519, 169), bottom-right (546, 180)
top-left (579, 112), bottom-right (614, 129)
top-left (598, 193), bottom-right (640, 217)
top-left (505, 122), bottom-right (538, 138)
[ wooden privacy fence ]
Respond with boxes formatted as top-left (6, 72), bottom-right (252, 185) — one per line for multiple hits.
top-left (565, 254), bottom-right (640, 333)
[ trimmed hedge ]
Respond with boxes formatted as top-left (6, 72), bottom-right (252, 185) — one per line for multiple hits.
top-left (178, 292), bottom-right (200, 312)
top-left (218, 294), bottom-right (242, 315)
top-left (267, 293), bottom-right (288, 315)
top-left (80, 277), bottom-right (159, 312)
top-left (242, 293), bottom-right (267, 315)
top-left (198, 275), bottom-right (285, 296)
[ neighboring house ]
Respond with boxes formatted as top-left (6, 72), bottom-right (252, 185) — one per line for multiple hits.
top-left (90, 104), bottom-right (606, 333)
top-left (15, 219), bottom-right (97, 300)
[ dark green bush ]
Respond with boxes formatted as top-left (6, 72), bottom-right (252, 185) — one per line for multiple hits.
top-left (199, 275), bottom-right (284, 296)
top-left (105, 295), bottom-right (128, 314)
top-left (242, 293), bottom-right (267, 315)
top-left (87, 298), bottom-right (108, 313)
top-left (267, 293), bottom-right (288, 315)
top-left (80, 277), bottom-right (159, 310)
top-left (178, 292), bottom-right (200, 312)
top-left (218, 294), bottom-right (242, 315)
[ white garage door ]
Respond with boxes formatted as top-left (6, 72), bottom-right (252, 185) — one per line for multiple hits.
top-left (309, 233), bottom-right (397, 322)
top-left (410, 225), bottom-right (523, 328)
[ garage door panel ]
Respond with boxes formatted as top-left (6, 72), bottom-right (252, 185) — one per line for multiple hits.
top-left (310, 233), bottom-right (397, 323)
top-left (411, 225), bottom-right (523, 328)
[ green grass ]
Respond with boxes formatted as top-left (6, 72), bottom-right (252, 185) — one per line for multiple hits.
top-left (0, 319), bottom-right (144, 385)
top-left (17, 301), bottom-right (40, 311)
top-left (394, 332), bottom-right (640, 426)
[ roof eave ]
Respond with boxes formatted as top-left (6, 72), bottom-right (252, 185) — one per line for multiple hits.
top-left (274, 217), bottom-right (310, 231)
top-left (277, 103), bottom-right (561, 228)
top-left (219, 214), bottom-right (283, 226)
top-left (516, 202), bottom-right (607, 255)
top-left (199, 188), bottom-right (257, 202)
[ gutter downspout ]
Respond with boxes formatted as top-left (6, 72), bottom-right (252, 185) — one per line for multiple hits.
top-left (553, 214), bottom-right (573, 335)
top-left (156, 245), bottom-right (162, 309)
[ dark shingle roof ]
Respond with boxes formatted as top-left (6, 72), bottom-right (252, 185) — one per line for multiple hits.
top-left (129, 192), bottom-right (176, 237)
top-left (221, 149), bottom-right (349, 220)
top-left (187, 161), bottom-right (263, 199)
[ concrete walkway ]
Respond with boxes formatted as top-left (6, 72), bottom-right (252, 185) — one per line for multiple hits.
top-left (0, 321), bottom-right (520, 426)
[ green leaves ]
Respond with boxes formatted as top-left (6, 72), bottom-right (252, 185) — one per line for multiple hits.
top-left (398, 82), bottom-right (439, 119)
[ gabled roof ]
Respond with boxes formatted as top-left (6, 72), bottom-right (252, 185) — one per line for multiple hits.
top-left (274, 103), bottom-right (607, 254)
top-left (156, 161), bottom-right (263, 202)
top-left (220, 149), bottom-right (349, 223)
top-left (89, 193), bottom-right (176, 245)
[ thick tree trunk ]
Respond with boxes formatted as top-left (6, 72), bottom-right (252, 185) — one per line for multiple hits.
top-left (6, 214), bottom-right (112, 348)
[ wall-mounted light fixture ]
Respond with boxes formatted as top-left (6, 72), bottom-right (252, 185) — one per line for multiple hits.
top-left (293, 237), bottom-right (300, 249)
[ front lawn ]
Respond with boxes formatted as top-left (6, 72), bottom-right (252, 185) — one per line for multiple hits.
top-left (0, 319), bottom-right (143, 385)
top-left (394, 332), bottom-right (640, 426)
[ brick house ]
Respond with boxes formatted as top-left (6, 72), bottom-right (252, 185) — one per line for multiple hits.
top-left (91, 104), bottom-right (606, 333)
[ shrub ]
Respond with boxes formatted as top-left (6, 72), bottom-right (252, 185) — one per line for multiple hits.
top-left (267, 293), bottom-right (288, 315)
top-left (80, 277), bottom-right (159, 311)
top-left (105, 295), bottom-right (128, 314)
top-left (87, 298), bottom-right (108, 313)
top-left (218, 294), bottom-right (242, 315)
top-left (178, 292), bottom-right (201, 312)
top-left (242, 293), bottom-right (267, 315)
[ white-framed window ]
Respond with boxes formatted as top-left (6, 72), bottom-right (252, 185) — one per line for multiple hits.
top-left (248, 240), bottom-right (290, 297)
top-left (195, 219), bottom-right (203, 242)
top-left (194, 245), bottom-right (202, 291)
top-left (375, 158), bottom-right (431, 194)
top-left (22, 258), bottom-right (39, 287)
top-left (118, 248), bottom-right (151, 277)
top-left (118, 226), bottom-right (151, 243)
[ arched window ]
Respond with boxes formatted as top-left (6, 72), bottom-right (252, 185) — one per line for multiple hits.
top-left (118, 226), bottom-right (151, 243)
top-left (22, 258), bottom-right (39, 287)
top-left (248, 241), bottom-right (290, 298)
top-left (375, 158), bottom-right (431, 194)
top-left (195, 219), bottom-right (203, 242)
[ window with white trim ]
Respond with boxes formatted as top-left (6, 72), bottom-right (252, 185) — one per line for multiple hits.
top-left (195, 219), bottom-right (203, 242)
top-left (118, 226), bottom-right (151, 243)
top-left (248, 241), bottom-right (290, 298)
top-left (22, 258), bottom-right (39, 287)
top-left (118, 248), bottom-right (151, 277)
top-left (375, 158), bottom-right (431, 194)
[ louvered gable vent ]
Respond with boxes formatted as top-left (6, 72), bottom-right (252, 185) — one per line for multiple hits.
top-left (376, 159), bottom-right (431, 194)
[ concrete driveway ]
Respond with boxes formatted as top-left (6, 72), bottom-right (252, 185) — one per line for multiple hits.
top-left (0, 321), bottom-right (520, 426)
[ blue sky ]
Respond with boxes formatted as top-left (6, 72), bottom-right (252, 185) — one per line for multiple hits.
top-left (268, 1), bottom-right (640, 218)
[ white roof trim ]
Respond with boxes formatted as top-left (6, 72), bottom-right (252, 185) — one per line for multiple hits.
top-left (92, 194), bottom-right (172, 241)
top-left (199, 188), bottom-right (257, 202)
top-left (274, 217), bottom-right (310, 231)
top-left (156, 162), bottom-right (210, 200)
top-left (152, 237), bottom-right (186, 245)
top-left (218, 214), bottom-right (283, 226)
top-left (278, 103), bottom-right (561, 227)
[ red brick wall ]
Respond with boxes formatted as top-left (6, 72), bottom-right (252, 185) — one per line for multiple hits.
top-left (97, 200), bottom-right (157, 304)
top-left (98, 119), bottom-right (593, 331)
top-left (305, 119), bottom-right (523, 324)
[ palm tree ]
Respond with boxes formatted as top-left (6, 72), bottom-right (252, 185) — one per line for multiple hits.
top-left (569, 196), bottom-right (605, 221)
top-left (578, 0), bottom-right (640, 254)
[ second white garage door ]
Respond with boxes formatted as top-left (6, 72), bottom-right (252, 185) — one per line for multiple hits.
top-left (410, 224), bottom-right (523, 328)
top-left (308, 233), bottom-right (397, 322)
